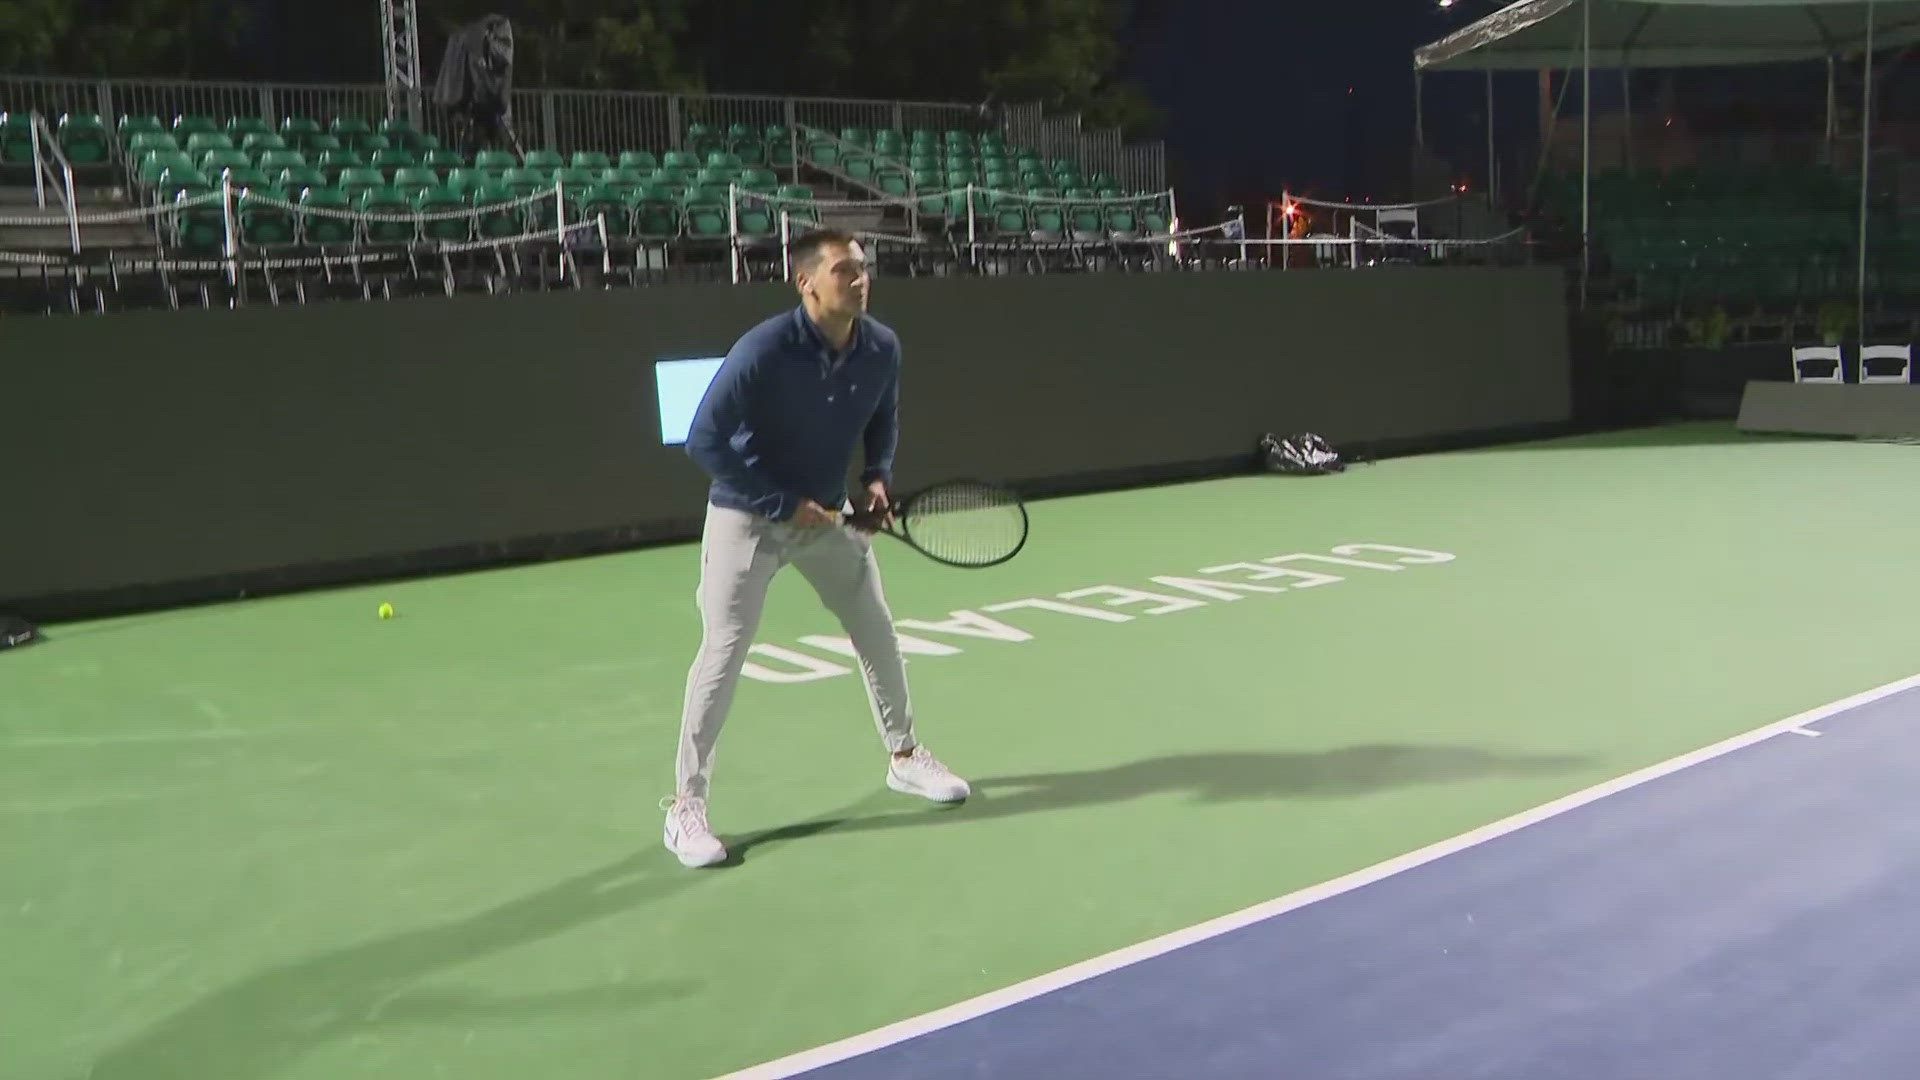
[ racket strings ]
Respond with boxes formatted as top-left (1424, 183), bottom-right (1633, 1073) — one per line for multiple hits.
top-left (903, 483), bottom-right (1026, 566)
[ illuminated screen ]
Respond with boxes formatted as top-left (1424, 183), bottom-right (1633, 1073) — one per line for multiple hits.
top-left (654, 356), bottom-right (726, 444)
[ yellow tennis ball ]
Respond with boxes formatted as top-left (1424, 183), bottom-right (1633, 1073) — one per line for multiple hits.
top-left (378, 602), bottom-right (394, 620)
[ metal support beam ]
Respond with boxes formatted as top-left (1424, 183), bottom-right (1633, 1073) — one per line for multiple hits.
top-left (381, 0), bottom-right (424, 127)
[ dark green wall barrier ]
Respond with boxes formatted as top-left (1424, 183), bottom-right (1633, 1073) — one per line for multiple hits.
top-left (3, 268), bottom-right (1569, 620)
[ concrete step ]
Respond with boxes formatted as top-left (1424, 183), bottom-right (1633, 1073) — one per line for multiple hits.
top-left (0, 184), bottom-right (128, 208)
top-left (0, 223), bottom-right (155, 251)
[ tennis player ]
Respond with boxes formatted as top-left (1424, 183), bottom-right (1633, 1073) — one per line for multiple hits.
top-left (663, 229), bottom-right (970, 868)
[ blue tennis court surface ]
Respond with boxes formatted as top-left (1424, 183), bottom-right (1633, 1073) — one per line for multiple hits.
top-left (737, 677), bottom-right (1920, 1079)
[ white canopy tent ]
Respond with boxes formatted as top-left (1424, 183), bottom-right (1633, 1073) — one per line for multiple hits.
top-left (1415, 0), bottom-right (1918, 323)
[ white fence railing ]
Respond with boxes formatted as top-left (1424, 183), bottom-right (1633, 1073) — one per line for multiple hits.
top-left (1, 75), bottom-right (1169, 195)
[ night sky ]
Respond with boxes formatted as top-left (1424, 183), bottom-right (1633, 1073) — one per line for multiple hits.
top-left (235, 0), bottom-right (1905, 226)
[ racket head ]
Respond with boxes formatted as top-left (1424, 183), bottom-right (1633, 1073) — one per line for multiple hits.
top-left (893, 479), bottom-right (1028, 568)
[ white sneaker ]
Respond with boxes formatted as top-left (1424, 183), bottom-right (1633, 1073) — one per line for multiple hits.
top-left (887, 745), bottom-right (970, 803)
top-left (661, 795), bottom-right (728, 868)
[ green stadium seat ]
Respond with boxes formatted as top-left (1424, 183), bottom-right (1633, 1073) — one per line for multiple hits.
top-left (304, 133), bottom-right (343, 155)
top-left (376, 118), bottom-right (422, 147)
top-left (844, 154), bottom-right (876, 184)
top-left (876, 166), bottom-right (910, 198)
top-left (414, 187), bottom-right (470, 242)
top-left (198, 149), bottom-right (251, 177)
top-left (738, 168), bottom-right (779, 193)
top-left (371, 148), bottom-right (417, 173)
top-left (729, 137), bottom-right (767, 167)
top-left (337, 167), bottom-right (386, 198)
top-left (735, 196), bottom-right (776, 243)
top-left (803, 136), bottom-right (841, 169)
top-left (568, 185), bottom-right (632, 238)
top-left (155, 166), bottom-right (210, 202)
top-left (317, 150), bottom-right (366, 182)
top-left (779, 187), bottom-right (823, 232)
top-left (137, 150), bottom-right (196, 188)
top-left (358, 187), bottom-right (414, 243)
top-left (523, 148), bottom-right (564, 173)
top-left (706, 151), bottom-right (742, 172)
top-left (117, 115), bottom-right (165, 144)
top-left (445, 167), bottom-right (488, 194)
top-left (277, 166), bottom-right (327, 192)
top-left (279, 117), bottom-right (322, 147)
top-left (618, 150), bottom-right (658, 172)
top-left (391, 167), bottom-right (441, 197)
top-left (553, 167), bottom-right (598, 191)
top-left (298, 187), bottom-right (354, 244)
top-left (174, 187), bottom-right (226, 249)
top-left (185, 131), bottom-right (234, 156)
top-left (1106, 204), bottom-right (1139, 240)
top-left (683, 198), bottom-right (729, 240)
top-left (355, 134), bottom-right (393, 156)
top-left (225, 116), bottom-right (272, 140)
top-left (602, 167), bottom-right (649, 192)
top-left (1029, 203), bottom-right (1066, 242)
top-left (502, 167), bottom-right (547, 197)
top-left (423, 148), bottom-right (466, 172)
top-left (172, 115), bottom-right (221, 139)
top-left (474, 149), bottom-right (517, 172)
top-left (633, 187), bottom-right (681, 242)
top-left (662, 150), bottom-right (701, 172)
top-left (571, 151), bottom-right (612, 172)
top-left (57, 114), bottom-right (110, 164)
top-left (471, 182), bottom-right (526, 238)
top-left (329, 117), bottom-right (373, 143)
top-left (3, 113), bottom-right (43, 165)
top-left (255, 149), bottom-right (307, 174)
top-left (128, 132), bottom-right (181, 160)
top-left (219, 165), bottom-right (271, 190)
top-left (237, 186), bottom-right (297, 246)
top-left (241, 132), bottom-right (287, 156)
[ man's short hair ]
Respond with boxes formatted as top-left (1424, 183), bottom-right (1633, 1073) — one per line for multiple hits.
top-left (789, 228), bottom-right (859, 278)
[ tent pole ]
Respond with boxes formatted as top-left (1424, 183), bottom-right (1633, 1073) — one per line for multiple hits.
top-left (1581, 0), bottom-right (1591, 309)
top-left (1826, 55), bottom-right (1838, 164)
top-left (1487, 69), bottom-right (1498, 204)
top-left (1859, 1), bottom-right (1876, 349)
top-left (1416, 69), bottom-right (1426, 148)
top-left (1622, 67), bottom-right (1633, 177)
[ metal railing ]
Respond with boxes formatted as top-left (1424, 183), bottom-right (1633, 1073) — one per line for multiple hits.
top-left (0, 74), bottom-right (1168, 191)
top-left (26, 113), bottom-right (80, 253)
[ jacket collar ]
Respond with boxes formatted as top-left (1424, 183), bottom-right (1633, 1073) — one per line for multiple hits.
top-left (792, 304), bottom-right (862, 362)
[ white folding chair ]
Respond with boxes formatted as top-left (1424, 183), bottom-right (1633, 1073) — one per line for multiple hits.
top-left (1859, 344), bottom-right (1912, 384)
top-left (1791, 345), bottom-right (1844, 383)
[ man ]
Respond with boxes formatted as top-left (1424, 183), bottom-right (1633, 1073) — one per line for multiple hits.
top-left (432, 15), bottom-right (524, 158)
top-left (664, 229), bottom-right (970, 868)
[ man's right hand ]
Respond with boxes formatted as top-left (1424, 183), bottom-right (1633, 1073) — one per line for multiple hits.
top-left (790, 499), bottom-right (840, 528)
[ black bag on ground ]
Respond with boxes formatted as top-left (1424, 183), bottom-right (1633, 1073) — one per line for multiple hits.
top-left (2, 612), bottom-right (40, 650)
top-left (1258, 432), bottom-right (1346, 475)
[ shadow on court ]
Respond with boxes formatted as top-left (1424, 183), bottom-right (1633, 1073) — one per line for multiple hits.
top-left (86, 854), bottom-right (701, 1080)
top-left (735, 744), bottom-right (1590, 857)
top-left (85, 745), bottom-right (1584, 1077)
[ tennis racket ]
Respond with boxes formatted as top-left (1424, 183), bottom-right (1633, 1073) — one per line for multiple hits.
top-left (843, 479), bottom-right (1028, 568)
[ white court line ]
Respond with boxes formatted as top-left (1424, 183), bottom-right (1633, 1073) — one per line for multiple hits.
top-left (719, 671), bottom-right (1920, 1080)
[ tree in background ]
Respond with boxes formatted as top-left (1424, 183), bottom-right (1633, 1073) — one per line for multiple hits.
top-left (0, 0), bottom-right (250, 76)
top-left (422, 0), bottom-right (698, 93)
top-left (3, 0), bottom-right (1158, 139)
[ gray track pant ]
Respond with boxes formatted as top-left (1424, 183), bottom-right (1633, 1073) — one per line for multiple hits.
top-left (675, 502), bottom-right (916, 799)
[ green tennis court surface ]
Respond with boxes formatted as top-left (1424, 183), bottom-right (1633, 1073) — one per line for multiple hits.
top-left (7, 421), bottom-right (1920, 1080)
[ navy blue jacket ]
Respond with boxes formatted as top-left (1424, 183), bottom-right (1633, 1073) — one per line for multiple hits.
top-left (684, 305), bottom-right (900, 522)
